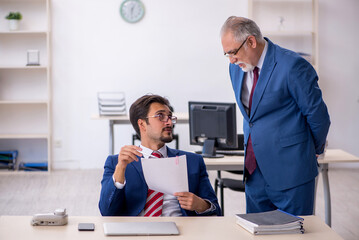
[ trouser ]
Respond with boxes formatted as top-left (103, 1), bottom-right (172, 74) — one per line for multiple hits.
top-left (245, 166), bottom-right (315, 215)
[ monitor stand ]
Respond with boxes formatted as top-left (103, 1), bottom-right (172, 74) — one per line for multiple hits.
top-left (201, 139), bottom-right (224, 158)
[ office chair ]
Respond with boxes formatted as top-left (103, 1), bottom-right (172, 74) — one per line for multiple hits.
top-left (214, 170), bottom-right (245, 215)
top-left (132, 134), bottom-right (179, 149)
top-left (214, 134), bottom-right (246, 215)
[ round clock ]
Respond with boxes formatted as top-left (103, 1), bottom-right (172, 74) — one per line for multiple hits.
top-left (120, 0), bottom-right (145, 23)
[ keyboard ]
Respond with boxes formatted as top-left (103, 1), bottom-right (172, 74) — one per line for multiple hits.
top-left (195, 150), bottom-right (244, 156)
top-left (215, 150), bottom-right (244, 156)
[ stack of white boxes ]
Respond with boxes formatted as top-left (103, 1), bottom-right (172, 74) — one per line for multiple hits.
top-left (98, 92), bottom-right (126, 116)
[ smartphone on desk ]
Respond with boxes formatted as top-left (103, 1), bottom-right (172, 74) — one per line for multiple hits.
top-left (78, 223), bottom-right (95, 231)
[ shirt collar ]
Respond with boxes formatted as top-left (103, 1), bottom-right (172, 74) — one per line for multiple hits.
top-left (139, 144), bottom-right (167, 158)
top-left (256, 40), bottom-right (268, 72)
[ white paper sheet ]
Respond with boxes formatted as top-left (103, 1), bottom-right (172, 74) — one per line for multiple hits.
top-left (141, 155), bottom-right (188, 195)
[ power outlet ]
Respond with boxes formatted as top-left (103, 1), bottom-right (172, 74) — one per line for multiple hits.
top-left (54, 140), bottom-right (62, 148)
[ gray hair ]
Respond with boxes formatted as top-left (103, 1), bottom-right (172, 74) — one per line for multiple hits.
top-left (220, 16), bottom-right (264, 44)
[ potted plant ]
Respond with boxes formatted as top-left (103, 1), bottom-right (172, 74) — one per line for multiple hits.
top-left (5, 12), bottom-right (22, 31)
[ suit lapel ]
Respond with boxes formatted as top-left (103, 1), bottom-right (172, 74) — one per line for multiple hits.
top-left (167, 147), bottom-right (180, 157)
top-left (132, 156), bottom-right (146, 183)
top-left (250, 39), bottom-right (277, 119)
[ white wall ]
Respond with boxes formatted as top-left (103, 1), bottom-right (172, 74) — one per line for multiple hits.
top-left (318, 0), bottom-right (359, 167)
top-left (51, 0), bottom-right (247, 168)
top-left (51, 0), bottom-right (359, 169)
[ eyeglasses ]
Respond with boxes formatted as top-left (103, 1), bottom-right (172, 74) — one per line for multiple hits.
top-left (146, 113), bottom-right (177, 124)
top-left (224, 37), bottom-right (248, 58)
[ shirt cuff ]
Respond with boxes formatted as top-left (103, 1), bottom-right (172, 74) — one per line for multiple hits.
top-left (112, 175), bottom-right (126, 189)
top-left (195, 199), bottom-right (216, 214)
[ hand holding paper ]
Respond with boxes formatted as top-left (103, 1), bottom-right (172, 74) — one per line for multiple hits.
top-left (174, 192), bottom-right (211, 212)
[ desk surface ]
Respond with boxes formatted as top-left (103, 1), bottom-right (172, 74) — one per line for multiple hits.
top-left (0, 215), bottom-right (342, 240)
top-left (204, 149), bottom-right (359, 171)
top-left (318, 149), bottom-right (359, 163)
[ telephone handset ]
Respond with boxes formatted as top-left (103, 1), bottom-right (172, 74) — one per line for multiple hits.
top-left (31, 208), bottom-right (68, 226)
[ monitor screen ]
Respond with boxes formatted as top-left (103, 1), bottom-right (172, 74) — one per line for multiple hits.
top-left (188, 101), bottom-right (238, 158)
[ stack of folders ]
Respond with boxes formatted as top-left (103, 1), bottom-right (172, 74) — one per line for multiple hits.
top-left (98, 92), bottom-right (126, 116)
top-left (0, 150), bottom-right (18, 170)
top-left (18, 162), bottom-right (48, 171)
top-left (235, 209), bottom-right (304, 235)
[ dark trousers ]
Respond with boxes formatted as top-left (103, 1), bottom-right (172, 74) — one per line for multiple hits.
top-left (245, 166), bottom-right (315, 215)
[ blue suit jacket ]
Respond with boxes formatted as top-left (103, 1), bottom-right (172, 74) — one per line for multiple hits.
top-left (99, 147), bottom-right (221, 216)
top-left (230, 38), bottom-right (330, 191)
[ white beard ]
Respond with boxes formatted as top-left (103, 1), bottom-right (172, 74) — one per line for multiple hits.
top-left (235, 61), bottom-right (255, 72)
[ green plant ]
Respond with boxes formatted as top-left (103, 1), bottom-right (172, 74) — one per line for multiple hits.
top-left (5, 12), bottom-right (22, 20)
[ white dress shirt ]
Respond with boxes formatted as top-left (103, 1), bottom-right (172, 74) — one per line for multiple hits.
top-left (241, 40), bottom-right (268, 115)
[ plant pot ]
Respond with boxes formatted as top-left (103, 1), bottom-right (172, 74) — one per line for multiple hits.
top-left (8, 20), bottom-right (20, 31)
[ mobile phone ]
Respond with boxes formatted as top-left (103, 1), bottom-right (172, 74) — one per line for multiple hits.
top-left (78, 223), bottom-right (95, 231)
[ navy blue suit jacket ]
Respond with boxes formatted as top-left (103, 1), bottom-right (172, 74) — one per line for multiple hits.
top-left (229, 38), bottom-right (330, 191)
top-left (99, 147), bottom-right (221, 216)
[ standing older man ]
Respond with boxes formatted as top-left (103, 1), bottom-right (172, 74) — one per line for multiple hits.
top-left (220, 16), bottom-right (330, 215)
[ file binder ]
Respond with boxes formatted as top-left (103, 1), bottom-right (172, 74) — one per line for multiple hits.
top-left (18, 162), bottom-right (48, 171)
top-left (0, 150), bottom-right (18, 170)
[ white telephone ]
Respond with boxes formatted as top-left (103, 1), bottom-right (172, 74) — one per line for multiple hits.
top-left (31, 208), bottom-right (68, 226)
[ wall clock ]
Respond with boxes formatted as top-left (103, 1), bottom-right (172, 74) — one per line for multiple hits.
top-left (120, 0), bottom-right (145, 23)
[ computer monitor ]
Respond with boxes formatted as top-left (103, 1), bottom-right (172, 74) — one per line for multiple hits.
top-left (188, 101), bottom-right (238, 158)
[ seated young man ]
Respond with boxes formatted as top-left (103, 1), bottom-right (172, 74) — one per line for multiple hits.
top-left (99, 94), bottom-right (221, 216)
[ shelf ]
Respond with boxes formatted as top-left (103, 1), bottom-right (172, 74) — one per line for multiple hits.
top-left (0, 0), bottom-right (51, 171)
top-left (263, 31), bottom-right (314, 37)
top-left (253, 0), bottom-right (312, 2)
top-left (0, 100), bottom-right (48, 104)
top-left (0, 0), bottom-right (46, 3)
top-left (0, 134), bottom-right (48, 139)
top-left (0, 31), bottom-right (48, 35)
top-left (0, 66), bottom-right (47, 69)
top-left (248, 0), bottom-right (318, 70)
top-left (0, 0), bottom-right (46, 2)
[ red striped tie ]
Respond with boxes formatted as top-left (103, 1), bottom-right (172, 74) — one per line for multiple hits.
top-left (144, 151), bottom-right (164, 217)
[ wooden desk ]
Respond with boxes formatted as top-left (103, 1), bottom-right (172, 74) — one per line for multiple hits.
top-left (92, 113), bottom-right (189, 155)
top-left (91, 113), bottom-right (357, 227)
top-left (0, 215), bottom-right (342, 240)
top-left (204, 149), bottom-right (359, 227)
top-left (316, 149), bottom-right (359, 227)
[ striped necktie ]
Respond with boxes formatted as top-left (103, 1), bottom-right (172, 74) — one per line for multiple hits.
top-left (245, 67), bottom-right (258, 175)
top-left (144, 151), bottom-right (164, 217)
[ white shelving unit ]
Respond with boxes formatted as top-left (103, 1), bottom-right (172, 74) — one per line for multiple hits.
top-left (0, 0), bottom-right (51, 171)
top-left (248, 0), bottom-right (318, 71)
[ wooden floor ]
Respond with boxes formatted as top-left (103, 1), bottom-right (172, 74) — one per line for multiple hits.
top-left (0, 166), bottom-right (358, 240)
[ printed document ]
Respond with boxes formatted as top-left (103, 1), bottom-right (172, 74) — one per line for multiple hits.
top-left (141, 155), bottom-right (188, 195)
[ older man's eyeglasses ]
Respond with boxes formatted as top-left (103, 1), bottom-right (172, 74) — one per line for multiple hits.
top-left (224, 37), bottom-right (248, 58)
top-left (146, 113), bottom-right (177, 124)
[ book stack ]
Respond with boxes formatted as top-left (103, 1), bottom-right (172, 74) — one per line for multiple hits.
top-left (0, 150), bottom-right (18, 170)
top-left (18, 162), bottom-right (48, 171)
top-left (98, 92), bottom-right (126, 116)
top-left (235, 209), bottom-right (304, 235)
